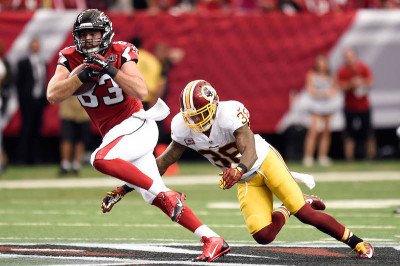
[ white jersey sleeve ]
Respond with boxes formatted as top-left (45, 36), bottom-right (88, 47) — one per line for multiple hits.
top-left (171, 113), bottom-right (192, 146)
top-left (217, 100), bottom-right (250, 132)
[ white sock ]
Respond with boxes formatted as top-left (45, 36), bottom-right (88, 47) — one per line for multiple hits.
top-left (194, 225), bottom-right (220, 239)
top-left (147, 182), bottom-right (168, 196)
top-left (72, 161), bottom-right (81, 170)
top-left (61, 160), bottom-right (71, 170)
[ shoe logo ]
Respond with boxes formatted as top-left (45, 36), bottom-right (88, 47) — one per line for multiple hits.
top-left (208, 244), bottom-right (219, 259)
top-left (175, 196), bottom-right (183, 207)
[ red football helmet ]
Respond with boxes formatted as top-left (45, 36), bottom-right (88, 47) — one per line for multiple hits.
top-left (179, 80), bottom-right (219, 133)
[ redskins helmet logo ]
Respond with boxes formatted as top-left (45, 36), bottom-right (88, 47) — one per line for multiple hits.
top-left (201, 86), bottom-right (216, 102)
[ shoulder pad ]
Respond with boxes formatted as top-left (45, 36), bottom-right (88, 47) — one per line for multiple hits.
top-left (217, 100), bottom-right (246, 129)
top-left (111, 41), bottom-right (137, 52)
top-left (60, 46), bottom-right (77, 56)
top-left (171, 113), bottom-right (191, 139)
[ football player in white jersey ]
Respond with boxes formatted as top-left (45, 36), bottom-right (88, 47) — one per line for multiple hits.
top-left (104, 80), bottom-right (374, 259)
top-left (48, 9), bottom-right (230, 262)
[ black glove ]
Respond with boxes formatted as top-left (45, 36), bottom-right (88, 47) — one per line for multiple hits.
top-left (77, 67), bottom-right (101, 83)
top-left (84, 54), bottom-right (118, 78)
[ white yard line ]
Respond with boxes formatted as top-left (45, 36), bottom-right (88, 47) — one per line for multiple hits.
top-left (0, 209), bottom-right (395, 217)
top-left (0, 254), bottom-right (285, 266)
top-left (208, 199), bottom-right (400, 209)
top-left (1, 171), bottom-right (400, 189)
top-left (0, 222), bottom-right (397, 231)
top-left (0, 241), bottom-right (399, 248)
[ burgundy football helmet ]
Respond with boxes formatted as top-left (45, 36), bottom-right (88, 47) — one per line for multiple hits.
top-left (179, 80), bottom-right (219, 133)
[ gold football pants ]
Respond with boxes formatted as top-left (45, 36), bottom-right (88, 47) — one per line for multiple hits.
top-left (237, 147), bottom-right (305, 235)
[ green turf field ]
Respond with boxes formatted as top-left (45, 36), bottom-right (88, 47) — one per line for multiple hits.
top-left (1, 160), bottom-right (400, 180)
top-left (0, 161), bottom-right (399, 245)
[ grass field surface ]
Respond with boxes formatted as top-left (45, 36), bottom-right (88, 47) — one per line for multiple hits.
top-left (1, 160), bottom-right (400, 180)
top-left (0, 161), bottom-right (399, 264)
top-left (1, 179), bottom-right (399, 244)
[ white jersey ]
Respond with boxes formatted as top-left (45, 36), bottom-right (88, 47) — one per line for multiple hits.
top-left (171, 100), bottom-right (270, 182)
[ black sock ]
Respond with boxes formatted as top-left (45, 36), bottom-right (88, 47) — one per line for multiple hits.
top-left (345, 234), bottom-right (364, 249)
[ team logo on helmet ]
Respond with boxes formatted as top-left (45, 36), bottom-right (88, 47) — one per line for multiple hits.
top-left (202, 86), bottom-right (216, 102)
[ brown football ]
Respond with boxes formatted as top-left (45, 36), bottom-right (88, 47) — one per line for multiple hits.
top-left (68, 64), bottom-right (96, 96)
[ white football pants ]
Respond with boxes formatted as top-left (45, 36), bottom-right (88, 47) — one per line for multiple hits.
top-left (91, 116), bottom-right (168, 204)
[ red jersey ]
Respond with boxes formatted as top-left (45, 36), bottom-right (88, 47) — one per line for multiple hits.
top-left (337, 62), bottom-right (372, 112)
top-left (58, 42), bottom-right (143, 137)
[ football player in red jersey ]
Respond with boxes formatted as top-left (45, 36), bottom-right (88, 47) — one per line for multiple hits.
top-left (47, 9), bottom-right (230, 262)
top-left (105, 80), bottom-right (375, 259)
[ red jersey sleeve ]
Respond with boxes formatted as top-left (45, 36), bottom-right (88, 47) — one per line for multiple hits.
top-left (360, 63), bottom-right (373, 80)
top-left (111, 42), bottom-right (139, 66)
top-left (337, 67), bottom-right (347, 82)
top-left (57, 46), bottom-right (84, 72)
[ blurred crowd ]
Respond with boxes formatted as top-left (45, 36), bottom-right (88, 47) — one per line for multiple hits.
top-left (1, 0), bottom-right (399, 15)
top-left (0, 6), bottom-right (398, 172)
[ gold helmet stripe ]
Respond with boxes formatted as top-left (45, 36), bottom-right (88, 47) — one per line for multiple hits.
top-left (183, 81), bottom-right (195, 110)
top-left (183, 80), bottom-right (204, 111)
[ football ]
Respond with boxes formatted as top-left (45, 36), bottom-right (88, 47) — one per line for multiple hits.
top-left (68, 64), bottom-right (96, 96)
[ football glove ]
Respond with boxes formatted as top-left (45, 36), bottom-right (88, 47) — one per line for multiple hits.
top-left (101, 184), bottom-right (134, 213)
top-left (77, 67), bottom-right (101, 83)
top-left (219, 166), bottom-right (244, 190)
top-left (84, 54), bottom-right (118, 78)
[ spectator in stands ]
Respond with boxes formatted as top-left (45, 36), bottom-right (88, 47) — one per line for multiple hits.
top-left (86, 0), bottom-right (114, 10)
top-left (153, 41), bottom-right (184, 143)
top-left (395, 126), bottom-right (400, 214)
top-left (0, 41), bottom-right (12, 119)
top-left (197, 0), bottom-right (228, 12)
top-left (303, 54), bottom-right (338, 167)
top-left (16, 37), bottom-right (47, 165)
top-left (304, 0), bottom-right (335, 15)
top-left (59, 97), bottom-right (91, 175)
top-left (278, 0), bottom-right (303, 15)
top-left (374, 0), bottom-right (398, 9)
top-left (0, 40), bottom-right (8, 173)
top-left (112, 0), bottom-right (175, 13)
top-left (130, 38), bottom-right (179, 173)
top-left (131, 37), bottom-right (164, 110)
top-left (9, 0), bottom-right (88, 9)
top-left (153, 42), bottom-right (185, 107)
top-left (337, 47), bottom-right (375, 161)
top-left (169, 0), bottom-right (196, 14)
top-left (151, 41), bottom-right (185, 175)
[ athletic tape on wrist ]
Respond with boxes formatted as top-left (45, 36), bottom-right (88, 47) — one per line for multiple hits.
top-left (106, 65), bottom-right (118, 78)
top-left (237, 163), bottom-right (248, 173)
top-left (77, 68), bottom-right (91, 83)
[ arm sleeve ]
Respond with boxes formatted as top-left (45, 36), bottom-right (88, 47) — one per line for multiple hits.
top-left (362, 64), bottom-right (373, 80)
top-left (337, 67), bottom-right (346, 82)
top-left (57, 51), bottom-right (71, 72)
top-left (121, 43), bottom-right (139, 65)
top-left (170, 114), bottom-right (190, 146)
